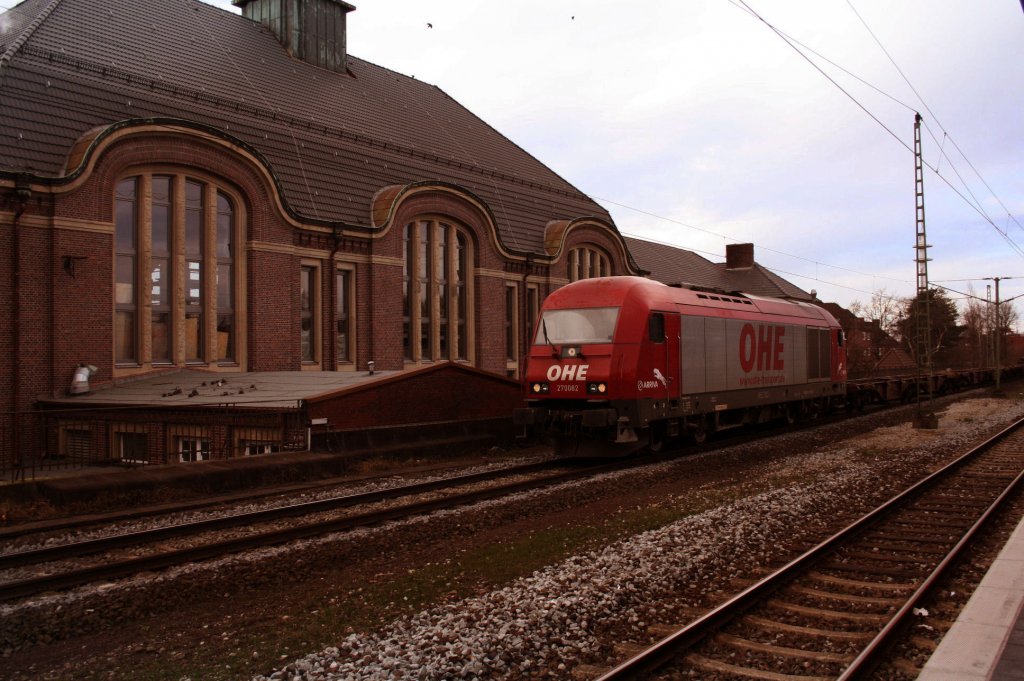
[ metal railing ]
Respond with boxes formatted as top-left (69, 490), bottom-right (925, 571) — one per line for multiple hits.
top-left (0, 405), bottom-right (305, 483)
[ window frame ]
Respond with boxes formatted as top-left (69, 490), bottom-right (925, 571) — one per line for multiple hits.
top-left (568, 246), bottom-right (612, 282)
top-left (335, 263), bottom-right (357, 368)
top-left (403, 218), bottom-right (474, 365)
top-left (505, 282), bottom-right (519, 376)
top-left (112, 170), bottom-right (245, 376)
top-left (233, 426), bottom-right (284, 457)
top-left (300, 260), bottom-right (322, 368)
top-left (111, 423), bottom-right (149, 465)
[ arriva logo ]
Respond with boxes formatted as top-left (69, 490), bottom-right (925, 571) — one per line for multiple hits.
top-left (637, 369), bottom-right (666, 391)
top-left (546, 364), bottom-right (589, 382)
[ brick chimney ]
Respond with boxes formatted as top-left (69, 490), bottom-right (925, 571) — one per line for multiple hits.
top-left (725, 243), bottom-right (754, 270)
top-left (234, 0), bottom-right (355, 73)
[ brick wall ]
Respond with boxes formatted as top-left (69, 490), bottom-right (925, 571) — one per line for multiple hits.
top-left (1, 128), bottom-right (633, 423)
top-left (306, 363), bottom-right (524, 430)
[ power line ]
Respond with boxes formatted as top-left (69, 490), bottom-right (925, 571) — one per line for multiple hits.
top-left (731, 0), bottom-right (1024, 261)
top-left (603, 196), bottom-right (910, 285)
top-left (845, 0), bottom-right (1024, 246)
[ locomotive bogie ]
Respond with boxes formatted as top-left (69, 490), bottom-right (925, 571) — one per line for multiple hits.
top-left (517, 276), bottom-right (847, 456)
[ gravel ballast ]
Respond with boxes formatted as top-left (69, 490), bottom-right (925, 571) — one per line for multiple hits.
top-left (254, 396), bottom-right (1024, 680)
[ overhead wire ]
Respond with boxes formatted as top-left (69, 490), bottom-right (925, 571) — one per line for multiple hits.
top-left (729, 0), bottom-right (1024, 261)
top-left (845, 0), bottom-right (1024, 244)
top-left (603, 196), bottom-right (910, 285)
top-left (619, 232), bottom-right (880, 297)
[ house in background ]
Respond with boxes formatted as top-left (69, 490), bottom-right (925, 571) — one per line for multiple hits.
top-left (625, 238), bottom-right (817, 302)
top-left (821, 303), bottom-right (914, 378)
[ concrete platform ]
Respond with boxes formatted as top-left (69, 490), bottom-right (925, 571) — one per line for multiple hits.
top-left (918, 512), bottom-right (1024, 680)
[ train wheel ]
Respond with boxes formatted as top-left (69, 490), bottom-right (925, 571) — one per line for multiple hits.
top-left (784, 405), bottom-right (797, 426)
top-left (691, 417), bottom-right (708, 445)
top-left (648, 426), bottom-right (665, 452)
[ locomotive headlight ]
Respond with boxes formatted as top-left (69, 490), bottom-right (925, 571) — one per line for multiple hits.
top-left (531, 382), bottom-right (550, 394)
top-left (587, 382), bottom-right (607, 395)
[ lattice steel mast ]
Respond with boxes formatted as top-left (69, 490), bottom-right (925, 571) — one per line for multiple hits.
top-left (913, 112), bottom-right (937, 428)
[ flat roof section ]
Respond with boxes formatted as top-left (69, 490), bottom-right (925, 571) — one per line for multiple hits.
top-left (41, 369), bottom-right (397, 410)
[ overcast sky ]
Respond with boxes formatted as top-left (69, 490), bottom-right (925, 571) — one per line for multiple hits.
top-left (4, 0), bottom-right (1022, 317)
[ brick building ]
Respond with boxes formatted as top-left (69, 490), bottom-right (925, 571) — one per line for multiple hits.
top-left (0, 0), bottom-right (642, 462)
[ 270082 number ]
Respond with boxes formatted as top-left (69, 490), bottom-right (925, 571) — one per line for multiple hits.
top-left (556, 384), bottom-right (580, 393)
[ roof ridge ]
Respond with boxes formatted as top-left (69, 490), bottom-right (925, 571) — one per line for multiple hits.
top-left (0, 0), bottom-right (63, 71)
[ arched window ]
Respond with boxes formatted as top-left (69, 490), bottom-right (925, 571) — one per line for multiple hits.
top-left (568, 246), bottom-right (612, 282)
top-left (114, 173), bottom-right (241, 369)
top-left (403, 219), bottom-right (473, 363)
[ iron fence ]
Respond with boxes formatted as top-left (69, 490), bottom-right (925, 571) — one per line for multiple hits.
top-left (0, 405), bottom-right (306, 483)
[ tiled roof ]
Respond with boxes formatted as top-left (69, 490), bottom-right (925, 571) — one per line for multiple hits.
top-left (624, 236), bottom-right (815, 301)
top-left (0, 0), bottom-right (612, 254)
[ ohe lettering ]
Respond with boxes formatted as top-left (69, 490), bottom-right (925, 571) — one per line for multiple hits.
top-left (546, 364), bottom-right (589, 382)
top-left (738, 324), bottom-right (785, 373)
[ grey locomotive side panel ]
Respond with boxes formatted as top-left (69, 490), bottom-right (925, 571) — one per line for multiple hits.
top-left (704, 317), bottom-right (728, 392)
top-left (792, 325), bottom-right (808, 384)
top-left (680, 315), bottom-right (707, 394)
top-left (684, 316), bottom-right (828, 395)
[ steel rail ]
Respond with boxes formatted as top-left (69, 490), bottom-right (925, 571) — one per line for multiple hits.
top-left (0, 457), bottom-right (505, 541)
top-left (0, 458), bottom-right (630, 601)
top-left (596, 416), bottom-right (1024, 680)
top-left (838, 465), bottom-right (1024, 678)
top-left (0, 460), bottom-right (561, 570)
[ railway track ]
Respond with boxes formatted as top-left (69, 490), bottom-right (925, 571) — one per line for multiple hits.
top-left (0, 456), bottom-right (530, 541)
top-left (0, 457), bottom-right (641, 603)
top-left (588, 415), bottom-right (1024, 680)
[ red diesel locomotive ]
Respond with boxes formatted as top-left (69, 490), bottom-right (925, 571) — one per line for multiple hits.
top-left (513, 276), bottom-right (847, 455)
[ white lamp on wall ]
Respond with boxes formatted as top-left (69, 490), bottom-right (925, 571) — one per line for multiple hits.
top-left (69, 364), bottom-right (98, 395)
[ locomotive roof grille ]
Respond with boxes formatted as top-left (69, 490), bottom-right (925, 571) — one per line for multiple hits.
top-left (695, 293), bottom-right (751, 305)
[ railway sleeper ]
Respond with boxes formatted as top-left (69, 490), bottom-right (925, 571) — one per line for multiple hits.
top-left (858, 540), bottom-right (950, 555)
top-left (908, 502), bottom-right (985, 514)
top-left (612, 642), bottom-right (647, 658)
top-left (807, 571), bottom-right (916, 593)
top-left (909, 635), bottom-right (939, 652)
top-left (891, 657), bottom-right (927, 678)
top-left (786, 584), bottom-right (904, 607)
top-left (861, 531), bottom-right (960, 545)
top-left (715, 632), bottom-right (855, 664)
top-left (767, 599), bottom-right (890, 625)
top-left (838, 548), bottom-right (939, 565)
top-left (820, 559), bottom-right (924, 578)
top-left (741, 615), bottom-right (875, 642)
top-left (884, 516), bottom-right (972, 529)
top-left (684, 652), bottom-right (834, 681)
top-left (571, 663), bottom-right (610, 680)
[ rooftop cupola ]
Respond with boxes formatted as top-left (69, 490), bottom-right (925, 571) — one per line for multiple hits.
top-left (233, 0), bottom-right (356, 73)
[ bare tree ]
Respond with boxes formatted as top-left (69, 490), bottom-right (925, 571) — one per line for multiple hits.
top-left (961, 283), bottom-right (991, 367)
top-left (849, 288), bottom-right (904, 340)
top-left (960, 284), bottom-right (1019, 367)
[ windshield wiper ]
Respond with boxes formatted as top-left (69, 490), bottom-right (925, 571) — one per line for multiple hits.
top-left (541, 318), bottom-right (558, 357)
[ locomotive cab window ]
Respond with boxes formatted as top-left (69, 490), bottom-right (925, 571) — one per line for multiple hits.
top-left (838, 329), bottom-right (845, 347)
top-left (648, 313), bottom-right (665, 343)
top-left (536, 307), bottom-right (618, 345)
